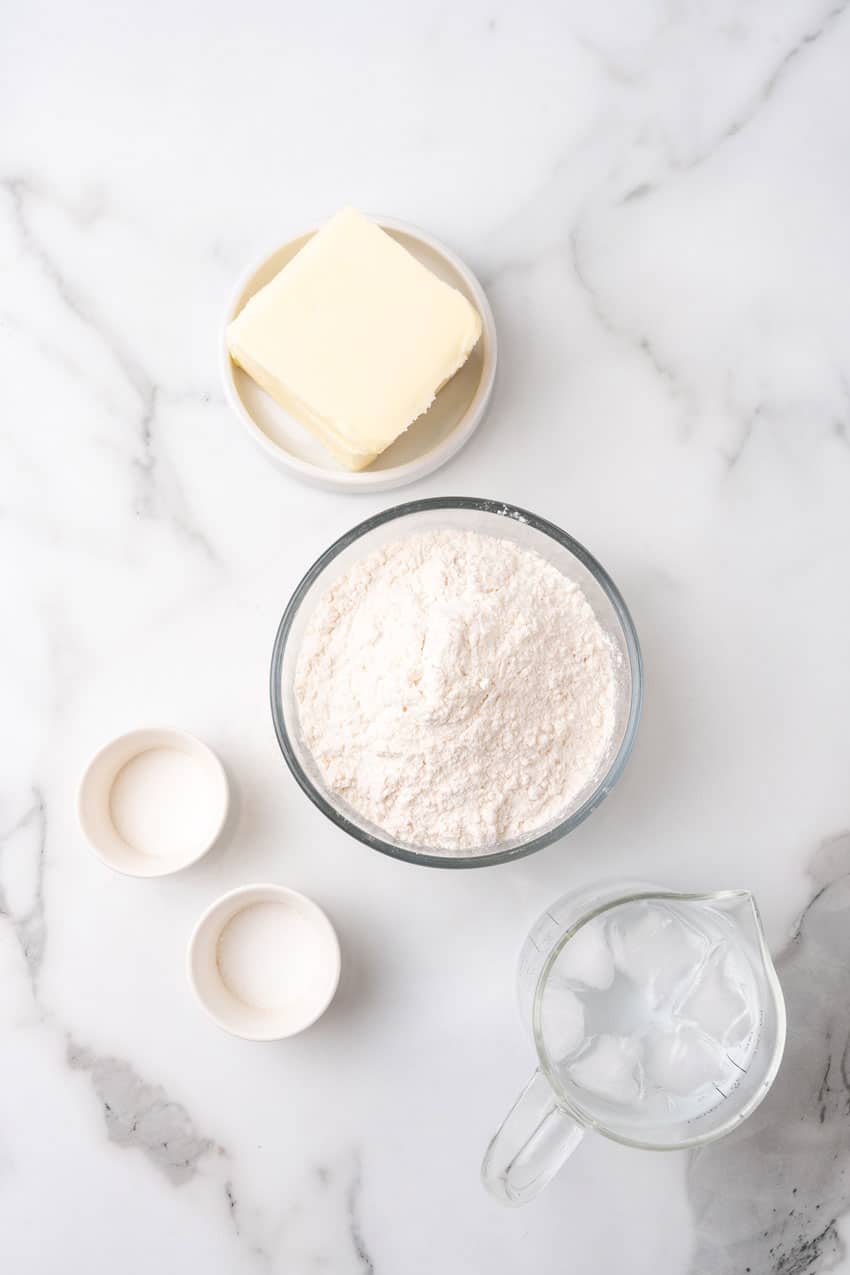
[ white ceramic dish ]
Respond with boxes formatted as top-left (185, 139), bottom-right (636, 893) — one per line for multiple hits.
top-left (78, 728), bottom-right (229, 877)
top-left (187, 884), bottom-right (341, 1040)
top-left (220, 215), bottom-right (497, 493)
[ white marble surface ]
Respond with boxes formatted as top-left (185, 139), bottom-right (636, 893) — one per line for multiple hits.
top-left (3, 1), bottom-right (850, 1270)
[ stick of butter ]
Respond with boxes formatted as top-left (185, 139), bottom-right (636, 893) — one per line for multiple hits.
top-left (227, 208), bottom-right (482, 470)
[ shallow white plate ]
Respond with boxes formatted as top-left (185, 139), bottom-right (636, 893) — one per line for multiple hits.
top-left (220, 216), bottom-right (498, 493)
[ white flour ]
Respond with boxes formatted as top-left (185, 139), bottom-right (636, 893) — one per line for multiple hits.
top-left (295, 529), bottom-right (618, 852)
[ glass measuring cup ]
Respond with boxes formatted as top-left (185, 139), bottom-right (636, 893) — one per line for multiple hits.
top-left (482, 881), bottom-right (786, 1206)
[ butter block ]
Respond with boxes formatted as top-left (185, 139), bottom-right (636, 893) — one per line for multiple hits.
top-left (227, 208), bottom-right (482, 470)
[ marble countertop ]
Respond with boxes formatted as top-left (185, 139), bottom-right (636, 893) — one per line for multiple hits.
top-left (4, 1), bottom-right (850, 1270)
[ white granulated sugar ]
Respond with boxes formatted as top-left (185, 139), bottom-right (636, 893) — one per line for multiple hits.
top-left (295, 529), bottom-right (618, 853)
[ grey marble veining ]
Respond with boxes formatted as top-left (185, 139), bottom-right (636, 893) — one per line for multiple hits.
top-left (0, 790), bottom-right (47, 989)
top-left (66, 1041), bottom-right (225, 1185)
top-left (2, 176), bottom-right (219, 560)
top-left (689, 836), bottom-right (850, 1273)
top-left (346, 1152), bottom-right (376, 1275)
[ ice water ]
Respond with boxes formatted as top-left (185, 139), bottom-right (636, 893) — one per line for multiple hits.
top-left (538, 898), bottom-right (761, 1128)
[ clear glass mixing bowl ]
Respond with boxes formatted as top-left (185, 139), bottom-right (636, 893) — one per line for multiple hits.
top-left (269, 498), bottom-right (643, 869)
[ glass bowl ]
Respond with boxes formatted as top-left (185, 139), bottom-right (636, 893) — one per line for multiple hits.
top-left (269, 498), bottom-right (643, 869)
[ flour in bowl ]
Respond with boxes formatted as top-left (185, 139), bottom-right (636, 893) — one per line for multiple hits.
top-left (295, 529), bottom-right (618, 852)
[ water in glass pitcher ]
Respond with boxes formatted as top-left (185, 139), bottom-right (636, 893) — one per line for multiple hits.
top-left (538, 897), bottom-right (762, 1127)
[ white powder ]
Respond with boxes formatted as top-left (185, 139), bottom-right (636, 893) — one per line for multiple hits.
top-left (109, 748), bottom-right (220, 860)
top-left (216, 902), bottom-right (319, 1010)
top-left (295, 529), bottom-right (618, 852)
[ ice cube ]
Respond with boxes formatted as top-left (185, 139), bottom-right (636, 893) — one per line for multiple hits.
top-left (553, 917), bottom-right (615, 990)
top-left (609, 902), bottom-right (708, 1003)
top-left (676, 944), bottom-right (754, 1044)
top-left (643, 1024), bottom-right (725, 1097)
top-left (567, 1034), bottom-right (644, 1106)
top-left (540, 983), bottom-right (586, 1061)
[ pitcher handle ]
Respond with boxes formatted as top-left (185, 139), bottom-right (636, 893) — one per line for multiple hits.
top-left (482, 1069), bottom-right (584, 1206)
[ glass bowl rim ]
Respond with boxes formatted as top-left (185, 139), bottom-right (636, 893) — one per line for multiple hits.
top-left (269, 496), bottom-right (644, 869)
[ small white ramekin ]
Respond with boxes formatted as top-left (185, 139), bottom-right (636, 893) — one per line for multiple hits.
top-left (187, 883), bottom-right (341, 1041)
top-left (78, 728), bottom-right (229, 878)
